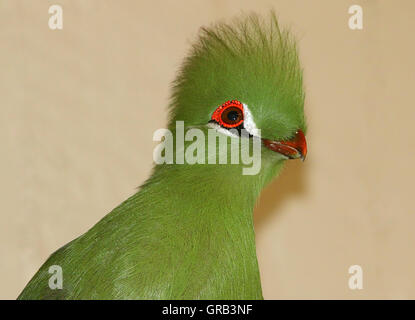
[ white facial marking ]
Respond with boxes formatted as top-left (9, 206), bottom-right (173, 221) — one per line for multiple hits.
top-left (242, 103), bottom-right (261, 138)
top-left (208, 102), bottom-right (261, 138)
top-left (207, 122), bottom-right (239, 137)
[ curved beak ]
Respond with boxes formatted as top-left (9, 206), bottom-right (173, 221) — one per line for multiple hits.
top-left (262, 129), bottom-right (307, 161)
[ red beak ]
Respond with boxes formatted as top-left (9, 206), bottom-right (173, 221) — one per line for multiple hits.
top-left (262, 130), bottom-right (307, 161)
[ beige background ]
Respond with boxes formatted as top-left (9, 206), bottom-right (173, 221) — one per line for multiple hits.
top-left (1, 0), bottom-right (414, 299)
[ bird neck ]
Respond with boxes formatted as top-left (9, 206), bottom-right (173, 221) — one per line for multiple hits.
top-left (125, 160), bottom-right (284, 298)
top-left (146, 158), bottom-right (284, 224)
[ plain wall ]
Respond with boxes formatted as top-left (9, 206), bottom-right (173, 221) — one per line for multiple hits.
top-left (1, 0), bottom-right (414, 299)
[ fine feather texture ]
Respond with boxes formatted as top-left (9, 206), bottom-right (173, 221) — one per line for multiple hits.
top-left (18, 12), bottom-right (305, 300)
top-left (169, 11), bottom-right (306, 140)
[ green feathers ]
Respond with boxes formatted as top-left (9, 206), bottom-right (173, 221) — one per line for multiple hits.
top-left (18, 12), bottom-right (305, 300)
top-left (170, 12), bottom-right (305, 141)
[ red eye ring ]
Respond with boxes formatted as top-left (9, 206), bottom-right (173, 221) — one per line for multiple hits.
top-left (211, 100), bottom-right (244, 128)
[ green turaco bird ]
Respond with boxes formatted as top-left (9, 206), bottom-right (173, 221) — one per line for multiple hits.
top-left (18, 12), bottom-right (307, 300)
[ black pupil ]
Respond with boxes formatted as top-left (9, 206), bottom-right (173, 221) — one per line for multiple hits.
top-left (227, 110), bottom-right (239, 122)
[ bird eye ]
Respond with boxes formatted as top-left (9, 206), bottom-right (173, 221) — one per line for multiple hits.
top-left (211, 100), bottom-right (244, 128)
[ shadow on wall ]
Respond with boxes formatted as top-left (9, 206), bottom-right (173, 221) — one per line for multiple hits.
top-left (254, 160), bottom-right (308, 228)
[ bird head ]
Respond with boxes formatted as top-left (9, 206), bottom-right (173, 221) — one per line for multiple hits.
top-left (168, 12), bottom-right (307, 166)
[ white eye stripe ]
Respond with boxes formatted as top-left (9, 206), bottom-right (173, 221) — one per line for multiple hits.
top-left (242, 103), bottom-right (261, 138)
top-left (207, 103), bottom-right (261, 138)
top-left (207, 122), bottom-right (239, 137)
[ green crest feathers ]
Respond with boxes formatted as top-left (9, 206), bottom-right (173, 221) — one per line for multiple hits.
top-left (169, 12), bottom-right (305, 139)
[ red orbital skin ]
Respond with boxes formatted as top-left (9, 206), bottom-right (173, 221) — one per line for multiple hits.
top-left (211, 100), bottom-right (244, 128)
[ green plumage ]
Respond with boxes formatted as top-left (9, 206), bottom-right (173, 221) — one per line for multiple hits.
top-left (18, 12), bottom-right (305, 300)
